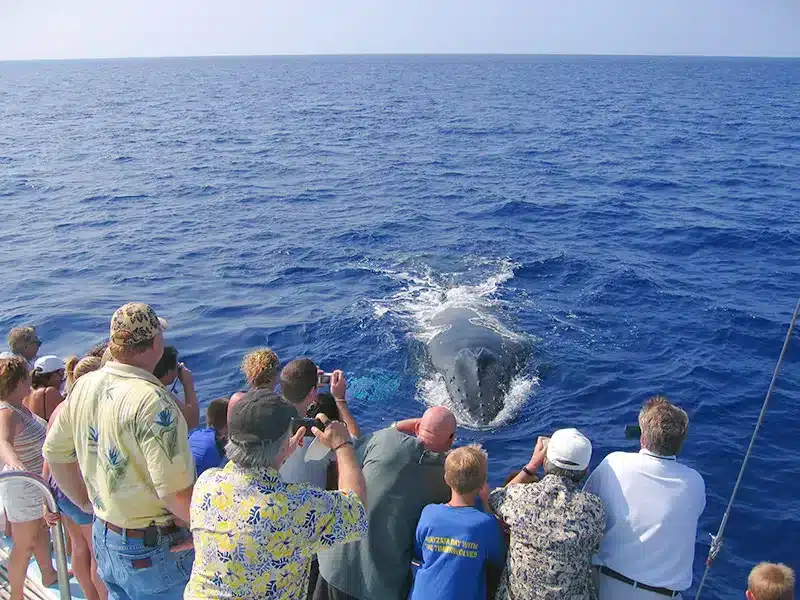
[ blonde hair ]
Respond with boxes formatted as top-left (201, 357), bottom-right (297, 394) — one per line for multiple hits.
top-left (748, 563), bottom-right (795, 600)
top-left (241, 348), bottom-right (280, 389)
top-left (66, 356), bottom-right (101, 391)
top-left (639, 395), bottom-right (689, 456)
top-left (444, 445), bottom-right (488, 495)
top-left (0, 356), bottom-right (29, 399)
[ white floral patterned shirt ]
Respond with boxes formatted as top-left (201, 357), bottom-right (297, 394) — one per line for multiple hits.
top-left (489, 474), bottom-right (606, 600)
top-left (185, 461), bottom-right (368, 599)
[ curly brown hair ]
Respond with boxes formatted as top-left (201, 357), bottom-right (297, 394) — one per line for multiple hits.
top-left (241, 348), bottom-right (280, 389)
top-left (0, 356), bottom-right (29, 399)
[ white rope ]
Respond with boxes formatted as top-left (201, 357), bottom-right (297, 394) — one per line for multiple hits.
top-left (694, 296), bottom-right (800, 600)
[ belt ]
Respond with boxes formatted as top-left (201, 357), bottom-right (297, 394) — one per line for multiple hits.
top-left (99, 518), bottom-right (180, 539)
top-left (598, 566), bottom-right (680, 598)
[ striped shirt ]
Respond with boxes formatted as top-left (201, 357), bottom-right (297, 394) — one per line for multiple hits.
top-left (0, 401), bottom-right (46, 474)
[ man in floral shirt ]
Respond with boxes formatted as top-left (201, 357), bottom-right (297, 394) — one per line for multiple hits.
top-left (490, 428), bottom-right (605, 600)
top-left (185, 390), bottom-right (368, 600)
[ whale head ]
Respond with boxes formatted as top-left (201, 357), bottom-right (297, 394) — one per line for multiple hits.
top-left (445, 347), bottom-right (508, 425)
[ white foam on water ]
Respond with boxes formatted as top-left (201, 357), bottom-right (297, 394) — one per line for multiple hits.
top-left (370, 258), bottom-right (537, 429)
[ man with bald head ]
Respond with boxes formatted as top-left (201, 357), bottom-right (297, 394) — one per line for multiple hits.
top-left (314, 407), bottom-right (456, 600)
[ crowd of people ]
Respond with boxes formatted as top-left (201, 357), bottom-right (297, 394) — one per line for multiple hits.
top-left (0, 303), bottom-right (795, 600)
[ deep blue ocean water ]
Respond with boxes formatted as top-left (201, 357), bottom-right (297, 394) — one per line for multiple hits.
top-left (1, 55), bottom-right (799, 598)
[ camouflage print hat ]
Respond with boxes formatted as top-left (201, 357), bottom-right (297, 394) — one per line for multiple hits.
top-left (109, 303), bottom-right (165, 347)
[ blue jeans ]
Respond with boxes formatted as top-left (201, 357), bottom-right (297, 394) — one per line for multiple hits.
top-left (92, 519), bottom-right (194, 600)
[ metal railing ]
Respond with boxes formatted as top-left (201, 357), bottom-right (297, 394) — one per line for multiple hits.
top-left (0, 471), bottom-right (71, 599)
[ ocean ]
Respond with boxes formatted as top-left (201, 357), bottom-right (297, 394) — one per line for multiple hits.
top-left (1, 55), bottom-right (798, 598)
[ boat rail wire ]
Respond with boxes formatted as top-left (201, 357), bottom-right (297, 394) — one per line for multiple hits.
top-left (0, 471), bottom-right (71, 600)
top-left (694, 296), bottom-right (800, 600)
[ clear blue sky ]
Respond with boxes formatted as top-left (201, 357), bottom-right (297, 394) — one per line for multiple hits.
top-left (1, 0), bottom-right (798, 61)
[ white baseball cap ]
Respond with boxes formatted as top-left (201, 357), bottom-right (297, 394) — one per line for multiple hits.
top-left (33, 355), bottom-right (65, 374)
top-left (546, 428), bottom-right (592, 471)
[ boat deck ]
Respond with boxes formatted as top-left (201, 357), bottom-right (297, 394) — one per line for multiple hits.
top-left (0, 537), bottom-right (86, 600)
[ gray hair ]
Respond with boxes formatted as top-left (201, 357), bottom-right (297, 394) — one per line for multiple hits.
top-left (543, 457), bottom-right (588, 484)
top-left (639, 396), bottom-right (688, 456)
top-left (225, 430), bottom-right (290, 470)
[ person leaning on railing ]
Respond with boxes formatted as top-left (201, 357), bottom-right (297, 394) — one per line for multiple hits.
top-left (489, 428), bottom-right (605, 600)
top-left (584, 396), bottom-right (706, 600)
top-left (43, 302), bottom-right (196, 600)
top-left (0, 356), bottom-right (59, 599)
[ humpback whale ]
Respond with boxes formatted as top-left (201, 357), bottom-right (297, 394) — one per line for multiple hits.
top-left (426, 307), bottom-right (526, 426)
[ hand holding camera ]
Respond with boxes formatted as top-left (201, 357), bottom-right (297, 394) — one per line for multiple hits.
top-left (311, 413), bottom-right (351, 451)
top-left (177, 363), bottom-right (194, 385)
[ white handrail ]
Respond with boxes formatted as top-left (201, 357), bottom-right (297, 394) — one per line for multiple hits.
top-left (693, 296), bottom-right (800, 600)
top-left (0, 471), bottom-right (71, 599)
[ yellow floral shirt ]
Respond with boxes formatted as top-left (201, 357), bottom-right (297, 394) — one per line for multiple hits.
top-left (185, 461), bottom-right (368, 599)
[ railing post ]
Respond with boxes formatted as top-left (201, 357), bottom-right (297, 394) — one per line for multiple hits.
top-left (0, 471), bottom-right (71, 599)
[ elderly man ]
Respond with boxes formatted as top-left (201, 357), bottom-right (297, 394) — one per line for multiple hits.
top-left (185, 390), bottom-right (368, 600)
top-left (7, 326), bottom-right (42, 366)
top-left (43, 303), bottom-right (196, 600)
top-left (490, 428), bottom-right (605, 600)
top-left (314, 406), bottom-right (456, 600)
top-left (584, 396), bottom-right (706, 600)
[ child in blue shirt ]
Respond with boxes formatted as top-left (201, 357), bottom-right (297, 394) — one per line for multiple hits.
top-left (410, 444), bottom-right (505, 600)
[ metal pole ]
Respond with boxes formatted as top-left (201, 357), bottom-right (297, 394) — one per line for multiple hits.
top-left (0, 471), bottom-right (71, 600)
top-left (694, 296), bottom-right (800, 600)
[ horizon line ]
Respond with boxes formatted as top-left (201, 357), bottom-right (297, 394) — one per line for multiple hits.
top-left (1, 51), bottom-right (799, 64)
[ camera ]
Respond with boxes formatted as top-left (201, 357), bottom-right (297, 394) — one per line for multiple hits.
top-left (317, 372), bottom-right (333, 386)
top-left (291, 417), bottom-right (325, 436)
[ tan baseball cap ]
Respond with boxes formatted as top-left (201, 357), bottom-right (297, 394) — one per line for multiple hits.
top-left (109, 303), bottom-right (166, 347)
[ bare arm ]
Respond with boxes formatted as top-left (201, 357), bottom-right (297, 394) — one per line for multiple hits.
top-left (394, 418), bottom-right (420, 435)
top-left (0, 409), bottom-right (24, 470)
top-left (176, 365), bottom-right (199, 430)
top-left (329, 370), bottom-right (361, 438)
top-left (48, 461), bottom-right (91, 511)
top-left (162, 485), bottom-right (194, 524)
top-left (312, 414), bottom-right (367, 507)
top-left (335, 401), bottom-right (361, 439)
top-left (505, 436), bottom-right (547, 487)
top-left (334, 445), bottom-right (367, 507)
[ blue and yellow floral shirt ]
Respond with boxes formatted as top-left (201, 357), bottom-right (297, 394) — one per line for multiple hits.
top-left (185, 461), bottom-right (368, 600)
top-left (43, 362), bottom-right (195, 529)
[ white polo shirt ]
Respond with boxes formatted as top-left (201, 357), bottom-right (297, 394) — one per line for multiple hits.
top-left (583, 449), bottom-right (706, 591)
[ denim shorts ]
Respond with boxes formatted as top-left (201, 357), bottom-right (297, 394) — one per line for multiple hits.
top-left (92, 519), bottom-right (194, 600)
top-left (56, 494), bottom-right (93, 526)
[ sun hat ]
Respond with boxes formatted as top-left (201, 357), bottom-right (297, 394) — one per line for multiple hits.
top-left (546, 428), bottom-right (592, 471)
top-left (33, 355), bottom-right (65, 374)
top-left (109, 303), bottom-right (167, 347)
top-left (228, 389), bottom-right (296, 448)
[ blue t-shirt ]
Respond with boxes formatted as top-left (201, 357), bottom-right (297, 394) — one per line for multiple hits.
top-left (410, 503), bottom-right (505, 600)
top-left (188, 427), bottom-right (224, 477)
